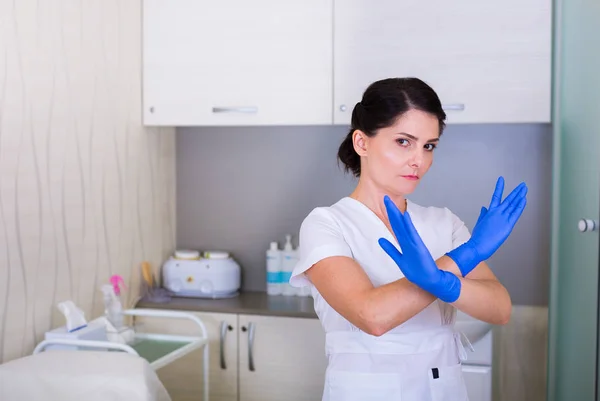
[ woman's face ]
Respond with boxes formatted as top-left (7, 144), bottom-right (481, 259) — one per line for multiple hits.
top-left (353, 108), bottom-right (440, 195)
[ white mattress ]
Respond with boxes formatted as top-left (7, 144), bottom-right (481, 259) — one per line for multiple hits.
top-left (0, 350), bottom-right (172, 401)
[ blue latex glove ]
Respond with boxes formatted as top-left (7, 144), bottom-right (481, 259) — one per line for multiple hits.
top-left (378, 196), bottom-right (462, 303)
top-left (446, 176), bottom-right (528, 277)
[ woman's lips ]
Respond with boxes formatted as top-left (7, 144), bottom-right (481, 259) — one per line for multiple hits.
top-left (401, 175), bottom-right (419, 180)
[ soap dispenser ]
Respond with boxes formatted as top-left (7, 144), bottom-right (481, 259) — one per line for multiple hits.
top-left (281, 234), bottom-right (298, 296)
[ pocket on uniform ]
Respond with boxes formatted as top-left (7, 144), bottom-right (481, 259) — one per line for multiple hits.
top-left (428, 363), bottom-right (469, 401)
top-left (326, 370), bottom-right (402, 401)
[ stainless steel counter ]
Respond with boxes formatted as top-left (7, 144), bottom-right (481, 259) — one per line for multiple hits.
top-left (136, 291), bottom-right (318, 319)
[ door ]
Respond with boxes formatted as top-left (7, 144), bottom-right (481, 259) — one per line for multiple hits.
top-left (333, 0), bottom-right (551, 125)
top-left (136, 311), bottom-right (239, 401)
top-left (142, 0), bottom-right (333, 126)
top-left (238, 314), bottom-right (328, 401)
top-left (547, 0), bottom-right (600, 400)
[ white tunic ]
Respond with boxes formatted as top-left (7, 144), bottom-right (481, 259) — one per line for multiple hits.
top-left (290, 197), bottom-right (472, 401)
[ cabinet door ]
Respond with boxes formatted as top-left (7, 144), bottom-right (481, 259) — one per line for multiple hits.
top-left (238, 314), bottom-right (328, 401)
top-left (333, 0), bottom-right (551, 124)
top-left (143, 0), bottom-right (333, 126)
top-left (462, 365), bottom-right (492, 401)
top-left (135, 311), bottom-right (238, 401)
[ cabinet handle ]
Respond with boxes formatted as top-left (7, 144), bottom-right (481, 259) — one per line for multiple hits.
top-left (578, 219), bottom-right (598, 233)
top-left (220, 321), bottom-right (233, 370)
top-left (242, 323), bottom-right (256, 371)
top-left (442, 103), bottom-right (465, 111)
top-left (212, 106), bottom-right (258, 114)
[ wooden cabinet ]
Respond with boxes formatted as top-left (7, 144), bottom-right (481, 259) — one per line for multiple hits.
top-left (136, 311), bottom-right (327, 401)
top-left (333, 0), bottom-right (552, 125)
top-left (142, 0), bottom-right (333, 126)
top-left (238, 314), bottom-right (327, 401)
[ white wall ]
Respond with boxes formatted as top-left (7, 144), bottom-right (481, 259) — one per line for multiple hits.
top-left (0, 0), bottom-right (175, 363)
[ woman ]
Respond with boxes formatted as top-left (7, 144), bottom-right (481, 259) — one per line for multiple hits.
top-left (289, 77), bottom-right (527, 401)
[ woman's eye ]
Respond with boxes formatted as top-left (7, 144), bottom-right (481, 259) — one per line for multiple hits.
top-left (396, 138), bottom-right (409, 146)
top-left (425, 144), bottom-right (437, 151)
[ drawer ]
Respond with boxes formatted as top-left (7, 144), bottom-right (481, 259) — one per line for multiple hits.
top-left (462, 365), bottom-right (492, 401)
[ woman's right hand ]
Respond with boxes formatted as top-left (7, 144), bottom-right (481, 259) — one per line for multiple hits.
top-left (379, 196), bottom-right (462, 303)
top-left (446, 176), bottom-right (528, 277)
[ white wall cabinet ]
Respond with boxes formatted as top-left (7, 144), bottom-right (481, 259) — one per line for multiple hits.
top-left (333, 0), bottom-right (552, 125)
top-left (143, 1), bottom-right (551, 127)
top-left (143, 0), bottom-right (333, 126)
top-left (136, 311), bottom-right (327, 401)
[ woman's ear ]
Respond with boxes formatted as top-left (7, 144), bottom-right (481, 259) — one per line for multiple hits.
top-left (352, 130), bottom-right (368, 156)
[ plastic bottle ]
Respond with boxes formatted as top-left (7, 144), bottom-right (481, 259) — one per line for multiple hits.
top-left (281, 235), bottom-right (298, 296)
top-left (57, 300), bottom-right (88, 332)
top-left (101, 274), bottom-right (126, 329)
top-left (266, 241), bottom-right (282, 295)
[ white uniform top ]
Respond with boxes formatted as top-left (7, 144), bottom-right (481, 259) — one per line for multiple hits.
top-left (290, 197), bottom-right (473, 401)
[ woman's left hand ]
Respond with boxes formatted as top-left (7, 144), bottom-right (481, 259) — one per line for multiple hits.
top-left (378, 195), bottom-right (461, 303)
top-left (446, 176), bottom-right (527, 277)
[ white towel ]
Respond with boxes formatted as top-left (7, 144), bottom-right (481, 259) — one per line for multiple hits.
top-left (0, 350), bottom-right (172, 401)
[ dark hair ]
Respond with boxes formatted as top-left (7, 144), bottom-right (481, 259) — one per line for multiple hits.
top-left (337, 77), bottom-right (446, 177)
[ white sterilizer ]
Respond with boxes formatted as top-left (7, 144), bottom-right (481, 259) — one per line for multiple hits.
top-left (162, 249), bottom-right (241, 299)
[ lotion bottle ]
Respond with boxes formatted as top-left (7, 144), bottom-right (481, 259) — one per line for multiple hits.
top-left (281, 235), bottom-right (298, 296)
top-left (266, 241), bottom-right (282, 295)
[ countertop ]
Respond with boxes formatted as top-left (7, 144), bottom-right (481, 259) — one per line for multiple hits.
top-left (136, 291), bottom-right (318, 319)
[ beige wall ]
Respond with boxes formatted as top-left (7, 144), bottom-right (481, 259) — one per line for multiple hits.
top-left (0, 0), bottom-right (175, 363)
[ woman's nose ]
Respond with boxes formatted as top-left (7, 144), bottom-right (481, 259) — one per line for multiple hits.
top-left (409, 149), bottom-right (424, 168)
